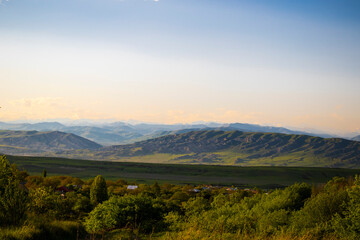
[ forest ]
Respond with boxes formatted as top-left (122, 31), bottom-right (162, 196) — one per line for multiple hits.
top-left (1, 155), bottom-right (360, 240)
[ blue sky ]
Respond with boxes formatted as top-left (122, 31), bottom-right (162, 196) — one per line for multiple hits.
top-left (0, 0), bottom-right (359, 135)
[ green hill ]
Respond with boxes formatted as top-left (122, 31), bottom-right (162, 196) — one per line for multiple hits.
top-left (0, 130), bottom-right (102, 154)
top-left (53, 130), bottom-right (360, 168)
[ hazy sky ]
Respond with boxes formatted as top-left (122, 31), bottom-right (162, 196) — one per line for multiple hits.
top-left (0, 0), bottom-right (359, 135)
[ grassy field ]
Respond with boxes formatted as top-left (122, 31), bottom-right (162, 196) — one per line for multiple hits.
top-left (6, 154), bottom-right (360, 188)
top-left (41, 151), bottom-right (340, 168)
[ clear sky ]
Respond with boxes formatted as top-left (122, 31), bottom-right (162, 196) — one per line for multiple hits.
top-left (0, 0), bottom-right (359, 135)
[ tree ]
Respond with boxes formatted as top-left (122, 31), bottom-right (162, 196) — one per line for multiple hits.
top-left (90, 175), bottom-right (108, 205)
top-left (331, 175), bottom-right (360, 239)
top-left (28, 187), bottom-right (60, 216)
top-left (0, 156), bottom-right (28, 226)
top-left (85, 194), bottom-right (165, 234)
top-left (151, 181), bottom-right (161, 196)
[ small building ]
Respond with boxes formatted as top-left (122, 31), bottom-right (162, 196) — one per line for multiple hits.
top-left (189, 188), bottom-right (201, 193)
top-left (127, 185), bottom-right (138, 190)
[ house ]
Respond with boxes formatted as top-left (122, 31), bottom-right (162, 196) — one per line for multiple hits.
top-left (189, 188), bottom-right (201, 193)
top-left (127, 185), bottom-right (138, 190)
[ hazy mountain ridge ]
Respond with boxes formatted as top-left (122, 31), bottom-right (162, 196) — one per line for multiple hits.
top-left (52, 130), bottom-right (360, 168)
top-left (106, 130), bottom-right (360, 158)
top-left (0, 130), bottom-right (102, 154)
top-left (352, 135), bottom-right (360, 141)
top-left (0, 121), bottom-right (335, 145)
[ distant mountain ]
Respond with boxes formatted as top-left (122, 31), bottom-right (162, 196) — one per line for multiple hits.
top-left (59, 126), bottom-right (142, 146)
top-left (352, 135), bottom-right (360, 141)
top-left (27, 122), bottom-right (65, 131)
top-left (0, 121), bottom-right (335, 145)
top-left (221, 123), bottom-right (334, 138)
top-left (0, 122), bottom-right (142, 145)
top-left (0, 130), bottom-right (102, 155)
top-left (0, 121), bottom-right (65, 131)
top-left (55, 130), bottom-right (360, 168)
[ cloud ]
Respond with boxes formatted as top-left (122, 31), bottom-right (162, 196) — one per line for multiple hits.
top-left (9, 97), bottom-right (62, 109)
top-left (1, 97), bottom-right (103, 121)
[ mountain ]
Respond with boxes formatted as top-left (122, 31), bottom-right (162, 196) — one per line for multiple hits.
top-left (59, 126), bottom-right (142, 145)
top-left (220, 123), bottom-right (334, 138)
top-left (0, 122), bottom-right (142, 145)
top-left (352, 135), bottom-right (360, 141)
top-left (0, 130), bottom-right (102, 155)
top-left (0, 121), bottom-right (336, 145)
top-left (0, 121), bottom-right (65, 131)
top-left (54, 130), bottom-right (360, 168)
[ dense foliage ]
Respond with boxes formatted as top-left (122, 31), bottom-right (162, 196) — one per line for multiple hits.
top-left (1, 155), bottom-right (360, 239)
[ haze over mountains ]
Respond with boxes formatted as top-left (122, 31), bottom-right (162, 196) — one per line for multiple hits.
top-left (352, 135), bottom-right (360, 142)
top-left (0, 121), bottom-right (337, 146)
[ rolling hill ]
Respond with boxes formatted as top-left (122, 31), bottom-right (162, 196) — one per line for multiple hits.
top-left (52, 130), bottom-right (360, 168)
top-left (0, 130), bottom-right (102, 154)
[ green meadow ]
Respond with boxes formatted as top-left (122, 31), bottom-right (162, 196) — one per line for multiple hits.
top-left (7, 155), bottom-right (360, 188)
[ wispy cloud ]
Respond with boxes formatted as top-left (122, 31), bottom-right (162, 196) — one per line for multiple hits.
top-left (2, 97), bottom-right (103, 121)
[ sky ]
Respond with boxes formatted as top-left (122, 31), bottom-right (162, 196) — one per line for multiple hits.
top-left (0, 0), bottom-right (359, 135)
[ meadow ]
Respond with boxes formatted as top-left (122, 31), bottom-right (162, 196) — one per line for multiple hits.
top-left (7, 155), bottom-right (360, 188)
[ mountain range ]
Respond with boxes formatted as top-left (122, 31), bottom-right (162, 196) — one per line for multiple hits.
top-left (48, 130), bottom-right (360, 168)
top-left (0, 121), bottom-right (335, 145)
top-left (0, 127), bottom-right (359, 168)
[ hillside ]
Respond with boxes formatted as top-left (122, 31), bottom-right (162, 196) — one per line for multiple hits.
top-left (0, 130), bottom-right (102, 154)
top-left (54, 130), bottom-right (360, 168)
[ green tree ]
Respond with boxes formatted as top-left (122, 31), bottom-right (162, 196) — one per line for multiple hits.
top-left (151, 181), bottom-right (161, 196)
top-left (332, 175), bottom-right (360, 239)
top-left (0, 156), bottom-right (28, 226)
top-left (85, 194), bottom-right (164, 234)
top-left (28, 187), bottom-right (60, 216)
top-left (90, 175), bottom-right (108, 205)
top-left (290, 178), bottom-right (349, 233)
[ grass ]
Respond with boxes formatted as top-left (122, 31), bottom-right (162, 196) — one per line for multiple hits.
top-left (7, 155), bottom-right (360, 188)
top-left (0, 220), bottom-right (84, 240)
top-left (46, 149), bottom-right (351, 168)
